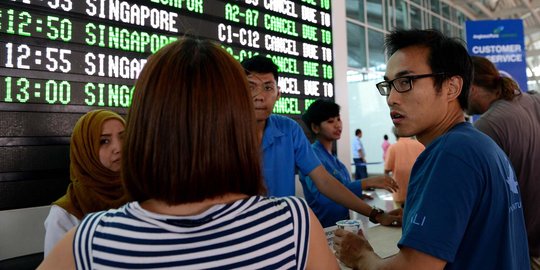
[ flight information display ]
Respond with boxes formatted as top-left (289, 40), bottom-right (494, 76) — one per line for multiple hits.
top-left (0, 0), bottom-right (334, 210)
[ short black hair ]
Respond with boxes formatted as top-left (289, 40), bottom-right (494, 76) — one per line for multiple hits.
top-left (385, 29), bottom-right (473, 109)
top-left (355, 129), bottom-right (362, 136)
top-left (241, 55), bottom-right (279, 82)
top-left (302, 99), bottom-right (340, 135)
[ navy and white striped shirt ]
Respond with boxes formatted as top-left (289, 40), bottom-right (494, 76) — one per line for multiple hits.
top-left (74, 196), bottom-right (311, 269)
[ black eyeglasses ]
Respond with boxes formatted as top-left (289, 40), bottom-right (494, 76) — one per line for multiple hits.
top-left (376, 73), bottom-right (446, 96)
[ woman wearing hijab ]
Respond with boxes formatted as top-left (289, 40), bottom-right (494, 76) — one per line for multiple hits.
top-left (43, 109), bottom-right (129, 255)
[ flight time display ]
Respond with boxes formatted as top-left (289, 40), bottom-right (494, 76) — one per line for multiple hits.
top-left (0, 0), bottom-right (334, 210)
top-left (0, 0), bottom-right (334, 114)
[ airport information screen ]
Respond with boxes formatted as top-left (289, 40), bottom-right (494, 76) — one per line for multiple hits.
top-left (0, 0), bottom-right (334, 210)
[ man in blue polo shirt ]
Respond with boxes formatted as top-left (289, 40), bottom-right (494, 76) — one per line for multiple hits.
top-left (241, 56), bottom-right (400, 227)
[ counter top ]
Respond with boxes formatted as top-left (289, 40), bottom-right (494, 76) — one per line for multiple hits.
top-left (325, 224), bottom-right (401, 257)
top-left (324, 189), bottom-right (403, 268)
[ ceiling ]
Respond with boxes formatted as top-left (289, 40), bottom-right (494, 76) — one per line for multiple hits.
top-left (445, 0), bottom-right (540, 84)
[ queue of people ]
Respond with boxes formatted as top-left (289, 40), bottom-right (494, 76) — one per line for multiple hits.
top-left (39, 29), bottom-right (536, 270)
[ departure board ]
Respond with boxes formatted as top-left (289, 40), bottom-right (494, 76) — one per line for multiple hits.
top-left (0, 0), bottom-right (334, 210)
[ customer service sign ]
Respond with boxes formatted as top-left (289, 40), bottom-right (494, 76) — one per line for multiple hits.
top-left (466, 19), bottom-right (527, 91)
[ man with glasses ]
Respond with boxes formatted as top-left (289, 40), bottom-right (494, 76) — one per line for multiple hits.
top-left (333, 29), bottom-right (529, 269)
top-left (241, 55), bottom-right (401, 226)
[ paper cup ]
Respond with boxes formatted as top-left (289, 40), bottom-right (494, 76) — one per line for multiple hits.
top-left (336, 220), bottom-right (362, 234)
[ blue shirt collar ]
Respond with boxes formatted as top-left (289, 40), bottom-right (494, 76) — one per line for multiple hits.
top-left (262, 115), bottom-right (285, 150)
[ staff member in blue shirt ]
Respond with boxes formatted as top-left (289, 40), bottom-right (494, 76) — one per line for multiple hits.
top-left (242, 56), bottom-right (401, 226)
top-left (300, 99), bottom-right (397, 228)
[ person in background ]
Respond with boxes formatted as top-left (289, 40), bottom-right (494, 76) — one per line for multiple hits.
top-left (300, 99), bottom-right (399, 228)
top-left (39, 37), bottom-right (339, 269)
top-left (467, 55), bottom-right (540, 269)
top-left (333, 29), bottom-right (529, 270)
top-left (381, 134), bottom-right (391, 161)
top-left (384, 127), bottom-right (424, 208)
top-left (241, 55), bottom-right (401, 226)
top-left (352, 128), bottom-right (368, 180)
top-left (43, 109), bottom-right (128, 256)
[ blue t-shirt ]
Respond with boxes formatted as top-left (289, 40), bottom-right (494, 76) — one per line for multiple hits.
top-left (299, 141), bottom-right (362, 228)
top-left (399, 122), bottom-right (529, 269)
top-left (262, 115), bottom-right (321, 196)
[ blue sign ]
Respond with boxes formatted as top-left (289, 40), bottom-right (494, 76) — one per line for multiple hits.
top-left (466, 19), bottom-right (528, 91)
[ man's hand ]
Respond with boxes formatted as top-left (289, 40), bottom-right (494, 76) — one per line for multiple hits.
top-left (363, 174), bottom-right (399, 193)
top-left (378, 208), bottom-right (403, 227)
top-left (334, 225), bottom-right (447, 270)
top-left (333, 229), bottom-right (380, 269)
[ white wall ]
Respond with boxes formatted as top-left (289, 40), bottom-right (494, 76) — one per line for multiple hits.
top-left (0, 206), bottom-right (49, 260)
top-left (348, 80), bottom-right (395, 174)
top-left (333, 2), bottom-right (395, 176)
top-left (332, 0), bottom-right (352, 167)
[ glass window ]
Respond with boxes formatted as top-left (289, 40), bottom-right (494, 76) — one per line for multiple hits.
top-left (457, 12), bottom-right (466, 27)
top-left (410, 5), bottom-right (422, 29)
top-left (431, 15), bottom-right (441, 31)
top-left (453, 6), bottom-right (470, 28)
top-left (347, 22), bottom-right (367, 69)
top-left (386, 0), bottom-right (394, 30)
top-left (395, 0), bottom-right (408, 29)
top-left (458, 27), bottom-right (464, 39)
top-left (430, 0), bottom-right (440, 13)
top-left (346, 0), bottom-right (365, 22)
top-left (442, 21), bottom-right (453, 36)
top-left (411, 0), bottom-right (422, 6)
top-left (368, 29), bottom-right (385, 70)
top-left (441, 2), bottom-right (450, 19)
top-left (367, 0), bottom-right (384, 29)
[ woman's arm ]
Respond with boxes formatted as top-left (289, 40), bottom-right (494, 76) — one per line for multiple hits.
top-left (305, 208), bottom-right (339, 270)
top-left (43, 205), bottom-right (79, 256)
top-left (38, 227), bottom-right (76, 270)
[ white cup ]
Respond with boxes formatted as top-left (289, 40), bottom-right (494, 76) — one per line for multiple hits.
top-left (336, 219), bottom-right (362, 234)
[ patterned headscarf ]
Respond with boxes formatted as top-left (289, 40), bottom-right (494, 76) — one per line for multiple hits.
top-left (53, 110), bottom-right (129, 219)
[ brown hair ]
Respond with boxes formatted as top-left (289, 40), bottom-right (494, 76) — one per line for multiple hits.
top-left (123, 37), bottom-right (265, 204)
top-left (472, 56), bottom-right (520, 101)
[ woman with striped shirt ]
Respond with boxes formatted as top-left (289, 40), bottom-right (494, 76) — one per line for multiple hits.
top-left (38, 37), bottom-right (338, 270)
